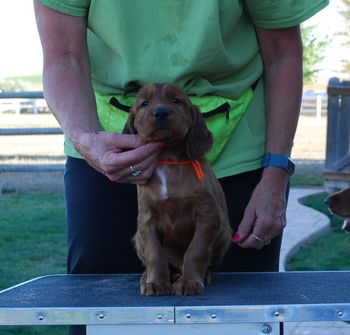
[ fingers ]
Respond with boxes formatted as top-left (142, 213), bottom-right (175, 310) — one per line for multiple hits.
top-left (104, 147), bottom-right (161, 184)
top-left (110, 132), bottom-right (148, 150)
top-left (233, 213), bottom-right (286, 250)
top-left (78, 131), bottom-right (165, 184)
top-left (233, 205), bottom-right (256, 243)
top-left (231, 176), bottom-right (288, 250)
top-left (116, 141), bottom-right (165, 167)
top-left (231, 193), bottom-right (286, 250)
top-left (239, 223), bottom-right (272, 250)
top-left (101, 142), bottom-right (164, 184)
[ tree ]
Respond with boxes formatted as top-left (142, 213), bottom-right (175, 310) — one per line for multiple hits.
top-left (0, 78), bottom-right (30, 92)
top-left (340, 0), bottom-right (350, 73)
top-left (301, 24), bottom-right (329, 85)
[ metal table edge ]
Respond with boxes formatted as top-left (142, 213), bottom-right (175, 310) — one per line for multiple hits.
top-left (175, 302), bottom-right (350, 323)
top-left (0, 306), bottom-right (175, 326)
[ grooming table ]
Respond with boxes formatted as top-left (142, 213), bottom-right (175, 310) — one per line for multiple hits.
top-left (0, 272), bottom-right (349, 335)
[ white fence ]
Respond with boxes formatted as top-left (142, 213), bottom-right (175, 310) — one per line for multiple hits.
top-left (300, 92), bottom-right (327, 118)
top-left (1, 90), bottom-right (327, 116)
top-left (0, 98), bottom-right (49, 114)
top-left (0, 91), bottom-right (327, 193)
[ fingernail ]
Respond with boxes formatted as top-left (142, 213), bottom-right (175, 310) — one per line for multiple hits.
top-left (232, 233), bottom-right (240, 242)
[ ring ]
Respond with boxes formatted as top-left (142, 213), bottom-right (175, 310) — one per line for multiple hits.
top-left (252, 233), bottom-right (271, 246)
top-left (130, 165), bottom-right (142, 177)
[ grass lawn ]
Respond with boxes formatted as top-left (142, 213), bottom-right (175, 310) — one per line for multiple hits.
top-left (0, 188), bottom-right (348, 334)
top-left (290, 174), bottom-right (324, 187)
top-left (287, 192), bottom-right (350, 270)
top-left (0, 193), bottom-right (67, 335)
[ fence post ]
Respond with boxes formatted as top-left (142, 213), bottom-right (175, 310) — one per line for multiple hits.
top-left (325, 78), bottom-right (340, 171)
top-left (324, 77), bottom-right (350, 190)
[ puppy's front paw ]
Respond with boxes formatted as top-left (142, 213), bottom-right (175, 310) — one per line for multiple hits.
top-left (141, 281), bottom-right (172, 296)
top-left (172, 277), bottom-right (204, 296)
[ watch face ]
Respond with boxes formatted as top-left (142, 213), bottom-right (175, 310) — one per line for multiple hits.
top-left (287, 159), bottom-right (295, 174)
top-left (262, 154), bottom-right (295, 175)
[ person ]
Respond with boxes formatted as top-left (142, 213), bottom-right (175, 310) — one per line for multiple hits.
top-left (34, 1), bottom-right (328, 334)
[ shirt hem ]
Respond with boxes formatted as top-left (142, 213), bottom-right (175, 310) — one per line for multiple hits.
top-left (214, 161), bottom-right (262, 179)
top-left (35, 0), bottom-right (89, 17)
top-left (253, 1), bottom-right (329, 29)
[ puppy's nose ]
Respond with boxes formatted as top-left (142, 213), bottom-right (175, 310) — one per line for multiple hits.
top-left (152, 107), bottom-right (170, 121)
top-left (324, 197), bottom-right (332, 207)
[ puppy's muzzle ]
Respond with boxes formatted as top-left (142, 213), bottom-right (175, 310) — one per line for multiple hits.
top-left (324, 197), bottom-right (332, 207)
top-left (152, 107), bottom-right (171, 121)
top-left (324, 197), bottom-right (335, 215)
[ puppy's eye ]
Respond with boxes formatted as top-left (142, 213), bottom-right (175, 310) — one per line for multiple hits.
top-left (140, 100), bottom-right (149, 107)
top-left (171, 97), bottom-right (181, 104)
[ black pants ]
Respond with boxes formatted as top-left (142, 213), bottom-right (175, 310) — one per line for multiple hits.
top-left (64, 157), bottom-right (285, 334)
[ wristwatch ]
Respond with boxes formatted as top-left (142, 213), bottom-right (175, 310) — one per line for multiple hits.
top-left (261, 153), bottom-right (295, 175)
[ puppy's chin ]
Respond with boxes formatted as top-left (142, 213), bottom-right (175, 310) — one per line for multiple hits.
top-left (327, 206), bottom-right (336, 216)
top-left (326, 206), bottom-right (350, 232)
top-left (329, 207), bottom-right (350, 218)
top-left (140, 128), bottom-right (185, 143)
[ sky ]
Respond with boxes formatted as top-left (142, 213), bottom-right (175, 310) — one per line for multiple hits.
top-left (0, 0), bottom-right (347, 78)
top-left (306, 0), bottom-right (350, 77)
top-left (0, 1), bottom-right (43, 77)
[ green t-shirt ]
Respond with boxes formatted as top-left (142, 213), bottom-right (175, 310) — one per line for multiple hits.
top-left (36, 0), bottom-right (328, 177)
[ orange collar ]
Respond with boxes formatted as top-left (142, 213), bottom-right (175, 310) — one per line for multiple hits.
top-left (157, 160), bottom-right (205, 182)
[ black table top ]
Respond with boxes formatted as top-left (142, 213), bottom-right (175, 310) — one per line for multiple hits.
top-left (0, 272), bottom-right (349, 325)
top-left (0, 271), bottom-right (349, 308)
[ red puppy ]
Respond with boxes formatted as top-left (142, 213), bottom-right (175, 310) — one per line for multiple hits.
top-left (124, 83), bottom-right (232, 296)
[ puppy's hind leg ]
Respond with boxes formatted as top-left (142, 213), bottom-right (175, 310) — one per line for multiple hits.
top-left (205, 225), bottom-right (232, 284)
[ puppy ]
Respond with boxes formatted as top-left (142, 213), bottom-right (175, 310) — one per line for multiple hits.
top-left (325, 188), bottom-right (350, 232)
top-left (123, 83), bottom-right (232, 296)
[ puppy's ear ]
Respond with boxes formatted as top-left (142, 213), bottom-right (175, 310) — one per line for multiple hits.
top-left (186, 105), bottom-right (213, 160)
top-left (122, 108), bottom-right (137, 134)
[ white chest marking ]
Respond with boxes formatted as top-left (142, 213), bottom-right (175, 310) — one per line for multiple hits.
top-left (156, 167), bottom-right (169, 198)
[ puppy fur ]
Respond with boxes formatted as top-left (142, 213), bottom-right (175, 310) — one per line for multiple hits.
top-left (325, 188), bottom-right (350, 232)
top-left (123, 83), bottom-right (232, 296)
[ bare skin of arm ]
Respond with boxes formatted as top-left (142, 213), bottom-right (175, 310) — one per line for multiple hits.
top-left (34, 1), bottom-right (163, 184)
top-left (233, 25), bottom-right (303, 249)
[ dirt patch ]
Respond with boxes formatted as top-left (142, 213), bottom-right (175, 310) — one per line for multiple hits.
top-left (292, 115), bottom-right (327, 160)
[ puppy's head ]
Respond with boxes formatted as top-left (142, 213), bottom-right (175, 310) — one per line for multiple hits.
top-left (325, 188), bottom-right (350, 232)
top-left (123, 83), bottom-right (213, 159)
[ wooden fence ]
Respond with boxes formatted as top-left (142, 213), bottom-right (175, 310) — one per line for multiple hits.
top-left (324, 77), bottom-right (350, 190)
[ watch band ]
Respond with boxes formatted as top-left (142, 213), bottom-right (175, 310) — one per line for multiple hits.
top-left (261, 153), bottom-right (295, 175)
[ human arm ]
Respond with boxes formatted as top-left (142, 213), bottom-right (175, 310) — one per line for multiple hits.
top-left (34, 1), bottom-right (163, 184)
top-left (232, 25), bottom-right (303, 249)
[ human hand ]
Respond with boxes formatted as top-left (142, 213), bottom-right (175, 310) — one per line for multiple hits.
top-left (232, 168), bottom-right (289, 249)
top-left (74, 131), bottom-right (165, 184)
